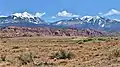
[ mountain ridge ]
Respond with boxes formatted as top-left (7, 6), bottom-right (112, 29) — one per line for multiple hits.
top-left (0, 12), bottom-right (120, 32)
top-left (0, 26), bottom-right (108, 37)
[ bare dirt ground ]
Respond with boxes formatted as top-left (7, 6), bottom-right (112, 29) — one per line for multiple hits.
top-left (0, 36), bottom-right (120, 67)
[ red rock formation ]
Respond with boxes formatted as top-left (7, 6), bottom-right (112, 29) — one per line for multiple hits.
top-left (0, 26), bottom-right (108, 38)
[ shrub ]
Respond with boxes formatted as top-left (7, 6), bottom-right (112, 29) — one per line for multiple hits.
top-left (0, 54), bottom-right (6, 61)
top-left (18, 52), bottom-right (33, 65)
top-left (76, 40), bottom-right (83, 44)
top-left (109, 48), bottom-right (120, 59)
top-left (51, 50), bottom-right (73, 59)
top-left (75, 38), bottom-right (94, 44)
top-left (82, 38), bottom-right (93, 42)
top-left (2, 41), bottom-right (7, 43)
top-left (97, 38), bottom-right (107, 41)
top-left (12, 46), bottom-right (20, 49)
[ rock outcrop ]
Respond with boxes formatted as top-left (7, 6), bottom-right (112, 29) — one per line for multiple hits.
top-left (0, 26), bottom-right (108, 38)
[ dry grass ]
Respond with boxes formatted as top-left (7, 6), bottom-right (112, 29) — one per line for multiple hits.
top-left (0, 36), bottom-right (120, 67)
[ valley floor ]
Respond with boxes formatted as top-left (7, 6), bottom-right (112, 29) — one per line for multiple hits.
top-left (0, 36), bottom-right (120, 67)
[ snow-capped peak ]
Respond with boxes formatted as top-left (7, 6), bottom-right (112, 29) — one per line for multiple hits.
top-left (81, 16), bottom-right (93, 20)
top-left (80, 16), bottom-right (104, 22)
top-left (95, 16), bottom-right (101, 19)
top-left (114, 19), bottom-right (120, 22)
top-left (12, 12), bottom-right (35, 19)
top-left (81, 16), bottom-right (102, 20)
top-left (56, 21), bottom-right (62, 25)
top-left (0, 15), bottom-right (8, 17)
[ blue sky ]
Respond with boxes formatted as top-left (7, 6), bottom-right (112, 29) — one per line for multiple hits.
top-left (0, 0), bottom-right (120, 21)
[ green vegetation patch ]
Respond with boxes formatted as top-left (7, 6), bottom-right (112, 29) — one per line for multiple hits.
top-left (73, 37), bottom-right (119, 44)
top-left (50, 50), bottom-right (73, 59)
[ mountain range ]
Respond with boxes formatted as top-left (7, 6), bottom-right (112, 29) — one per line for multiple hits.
top-left (0, 12), bottom-right (120, 32)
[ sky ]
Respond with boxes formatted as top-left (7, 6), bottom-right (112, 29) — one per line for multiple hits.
top-left (0, 0), bottom-right (120, 21)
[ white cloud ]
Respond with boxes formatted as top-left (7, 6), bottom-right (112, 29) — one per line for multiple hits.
top-left (72, 15), bottom-right (80, 17)
top-left (103, 9), bottom-right (120, 16)
top-left (51, 16), bottom-right (56, 19)
top-left (57, 11), bottom-right (72, 17)
top-left (35, 12), bottom-right (46, 17)
top-left (57, 10), bottom-right (80, 17)
top-left (98, 12), bottom-right (103, 15)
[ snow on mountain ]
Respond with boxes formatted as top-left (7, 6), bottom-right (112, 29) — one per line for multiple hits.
top-left (0, 12), bottom-right (45, 24)
top-left (81, 16), bottom-right (94, 21)
top-left (12, 12), bottom-right (35, 19)
top-left (0, 15), bottom-right (8, 17)
top-left (52, 16), bottom-right (120, 31)
top-left (1, 12), bottom-right (120, 32)
top-left (52, 17), bottom-right (83, 26)
top-left (53, 16), bottom-right (104, 26)
top-left (56, 21), bottom-right (62, 25)
top-left (114, 19), bottom-right (120, 22)
top-left (81, 16), bottom-right (105, 23)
